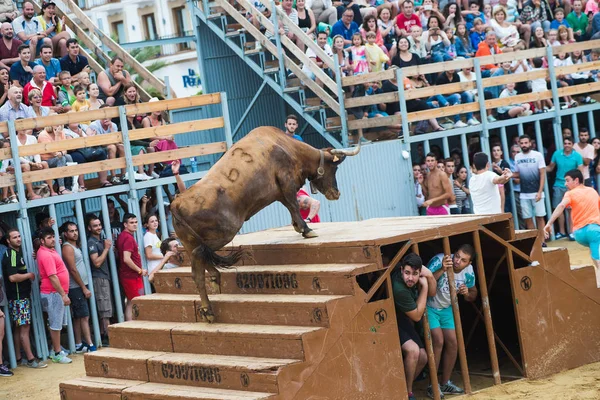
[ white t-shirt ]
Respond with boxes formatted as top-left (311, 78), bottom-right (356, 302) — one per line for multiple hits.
top-left (469, 170), bottom-right (502, 214)
top-left (573, 143), bottom-right (594, 179)
top-left (515, 150), bottom-right (546, 200)
top-left (426, 253), bottom-right (476, 310)
top-left (16, 134), bottom-right (42, 163)
top-left (143, 231), bottom-right (163, 273)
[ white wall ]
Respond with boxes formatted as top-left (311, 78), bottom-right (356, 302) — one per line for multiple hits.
top-left (150, 57), bottom-right (202, 98)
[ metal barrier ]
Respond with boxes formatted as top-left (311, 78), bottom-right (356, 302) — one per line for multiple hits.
top-left (0, 93), bottom-right (232, 368)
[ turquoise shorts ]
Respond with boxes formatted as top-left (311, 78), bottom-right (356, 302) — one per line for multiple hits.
top-left (574, 223), bottom-right (600, 260)
top-left (427, 306), bottom-right (455, 330)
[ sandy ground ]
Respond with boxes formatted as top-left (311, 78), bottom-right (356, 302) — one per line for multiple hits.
top-left (2, 239), bottom-right (598, 400)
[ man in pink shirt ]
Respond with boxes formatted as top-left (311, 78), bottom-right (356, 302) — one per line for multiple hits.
top-left (37, 227), bottom-right (72, 364)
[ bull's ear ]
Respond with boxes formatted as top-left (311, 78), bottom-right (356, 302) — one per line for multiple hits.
top-left (333, 155), bottom-right (339, 163)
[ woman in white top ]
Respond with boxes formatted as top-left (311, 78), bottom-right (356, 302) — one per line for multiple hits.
top-left (332, 35), bottom-right (352, 77)
top-left (15, 128), bottom-right (47, 200)
top-left (490, 6), bottom-right (525, 51)
top-left (422, 15), bottom-right (452, 62)
top-left (143, 214), bottom-right (164, 275)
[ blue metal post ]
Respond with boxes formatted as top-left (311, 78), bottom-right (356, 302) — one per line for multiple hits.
top-left (164, 75), bottom-right (174, 123)
top-left (270, 0), bottom-right (287, 88)
top-left (221, 91), bottom-right (234, 149)
top-left (588, 110), bottom-right (597, 138)
top-left (75, 199), bottom-right (102, 347)
top-left (424, 140), bottom-right (430, 156)
top-left (190, 0), bottom-right (208, 95)
top-left (7, 121), bottom-right (27, 207)
top-left (546, 46), bottom-right (562, 148)
top-left (571, 114), bottom-right (579, 143)
top-left (473, 59), bottom-right (490, 155)
top-left (334, 55), bottom-right (349, 148)
top-left (155, 186), bottom-right (169, 240)
top-left (442, 136), bottom-right (450, 158)
top-left (500, 127), bottom-right (518, 224)
top-left (460, 133), bottom-right (474, 210)
top-left (100, 195), bottom-right (124, 323)
top-left (534, 120), bottom-right (554, 239)
top-left (396, 68), bottom-right (410, 144)
top-left (49, 204), bottom-right (76, 354)
top-left (232, 82), bottom-right (266, 140)
top-left (0, 267), bottom-right (16, 368)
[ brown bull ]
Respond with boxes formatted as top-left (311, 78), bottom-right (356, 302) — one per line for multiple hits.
top-left (170, 127), bottom-right (360, 321)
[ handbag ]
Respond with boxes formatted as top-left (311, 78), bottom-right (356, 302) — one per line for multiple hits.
top-left (77, 146), bottom-right (105, 161)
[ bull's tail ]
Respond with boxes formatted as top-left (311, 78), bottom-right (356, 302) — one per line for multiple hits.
top-left (171, 206), bottom-right (244, 268)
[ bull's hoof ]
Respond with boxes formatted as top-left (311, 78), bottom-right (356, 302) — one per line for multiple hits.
top-left (197, 305), bottom-right (216, 323)
top-left (303, 230), bottom-right (319, 238)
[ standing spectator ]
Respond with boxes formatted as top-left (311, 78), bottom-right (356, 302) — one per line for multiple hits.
top-left (453, 165), bottom-right (471, 214)
top-left (491, 144), bottom-right (511, 212)
top-left (573, 127), bottom-right (595, 186)
top-left (87, 215), bottom-right (113, 346)
top-left (22, 65), bottom-right (58, 108)
top-left (284, 114), bottom-right (304, 141)
top-left (35, 43), bottom-right (61, 82)
top-left (0, 301), bottom-right (9, 376)
top-left (330, 8), bottom-right (359, 46)
top-left (143, 214), bottom-right (163, 276)
top-left (0, 22), bottom-right (22, 69)
top-left (423, 152), bottom-right (455, 215)
top-left (508, 144), bottom-right (525, 228)
top-left (444, 158), bottom-right (460, 214)
top-left (117, 213), bottom-right (147, 321)
top-left (469, 152), bottom-right (513, 214)
top-left (2, 228), bottom-right (47, 369)
top-left (37, 227), bottom-right (72, 364)
top-left (392, 253), bottom-right (435, 400)
top-left (59, 39), bottom-right (90, 83)
top-left (544, 169), bottom-right (600, 286)
top-left (9, 44), bottom-right (35, 88)
top-left (60, 222), bottom-right (96, 353)
top-left (425, 245), bottom-right (477, 398)
top-left (414, 163), bottom-right (426, 214)
top-left (36, 1), bottom-right (70, 57)
top-left (514, 134), bottom-right (547, 244)
top-left (0, 86), bottom-right (34, 121)
top-left (12, 2), bottom-right (50, 57)
top-left (97, 56), bottom-right (131, 106)
top-left (592, 137), bottom-right (600, 192)
top-left (546, 136), bottom-right (583, 239)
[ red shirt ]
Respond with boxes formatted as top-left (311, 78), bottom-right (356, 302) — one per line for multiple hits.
top-left (296, 189), bottom-right (321, 222)
top-left (0, 38), bottom-right (23, 62)
top-left (395, 13), bottom-right (421, 33)
top-left (37, 246), bottom-right (70, 294)
top-left (23, 80), bottom-right (56, 106)
top-left (117, 230), bottom-right (142, 279)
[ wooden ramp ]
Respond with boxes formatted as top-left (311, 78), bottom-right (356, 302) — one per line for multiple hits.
top-left (60, 215), bottom-right (600, 399)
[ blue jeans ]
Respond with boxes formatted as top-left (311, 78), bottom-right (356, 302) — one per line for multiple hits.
top-left (431, 51), bottom-right (453, 64)
top-left (531, 20), bottom-right (551, 33)
top-left (431, 93), bottom-right (461, 121)
top-left (461, 91), bottom-right (475, 121)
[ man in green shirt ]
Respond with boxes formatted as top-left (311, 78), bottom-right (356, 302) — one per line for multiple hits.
top-left (566, 0), bottom-right (590, 41)
top-left (392, 253), bottom-right (436, 400)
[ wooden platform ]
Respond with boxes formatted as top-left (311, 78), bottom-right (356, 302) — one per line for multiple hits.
top-left (60, 214), bottom-right (600, 399)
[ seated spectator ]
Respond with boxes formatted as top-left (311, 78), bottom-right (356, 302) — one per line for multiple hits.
top-left (396, 1), bottom-right (421, 37)
top-left (331, 9), bottom-right (360, 47)
top-left (336, 0), bottom-right (376, 26)
top-left (301, 31), bottom-right (334, 85)
top-left (491, 6), bottom-right (526, 51)
top-left (36, 1), bottom-right (70, 57)
top-left (87, 83), bottom-right (104, 110)
top-left (433, 67), bottom-right (473, 128)
top-left (442, 2), bottom-right (464, 31)
top-left (361, 14), bottom-right (388, 54)
top-left (331, 34), bottom-right (352, 76)
top-left (114, 83), bottom-right (145, 129)
top-left (0, 66), bottom-right (10, 106)
top-left (546, 28), bottom-right (561, 45)
top-left (469, 17), bottom-right (486, 50)
top-left (475, 31), bottom-right (502, 74)
top-left (86, 106), bottom-right (124, 185)
top-left (27, 88), bottom-right (51, 124)
top-left (78, 70), bottom-right (90, 92)
top-left (265, 0), bottom-right (306, 51)
top-left (365, 31), bottom-right (389, 72)
top-left (311, 0), bottom-right (338, 26)
top-left (392, 253), bottom-right (435, 400)
top-left (35, 44), bottom-right (61, 82)
top-left (9, 44), bottom-right (36, 88)
top-left (551, 8), bottom-right (573, 38)
top-left (57, 70), bottom-right (75, 110)
top-left (571, 49), bottom-right (597, 104)
top-left (13, 2), bottom-right (51, 58)
top-left (417, 0), bottom-right (445, 29)
top-left (422, 15), bottom-right (452, 63)
top-left (59, 39), bottom-right (90, 83)
top-left (567, 0), bottom-right (589, 41)
top-left (38, 122), bottom-right (73, 195)
top-left (0, 0), bottom-right (18, 23)
top-left (378, 8), bottom-right (397, 58)
top-left (97, 56), bottom-right (131, 106)
top-left (553, 51), bottom-right (577, 107)
top-left (0, 22), bottom-right (22, 69)
top-left (393, 36), bottom-right (422, 68)
top-left (464, 0), bottom-right (485, 31)
top-left (296, 0), bottom-right (317, 39)
top-left (520, 0), bottom-right (552, 32)
top-left (486, 60), bottom-right (514, 99)
top-left (529, 57), bottom-right (554, 112)
top-left (23, 65), bottom-right (58, 110)
top-left (530, 25), bottom-right (549, 47)
top-left (0, 86), bottom-right (33, 121)
top-left (557, 24), bottom-right (572, 43)
top-left (14, 122), bottom-right (49, 199)
top-left (497, 82), bottom-right (532, 119)
top-left (455, 23), bottom-right (474, 57)
top-left (408, 25), bottom-right (428, 59)
top-left (71, 85), bottom-right (91, 124)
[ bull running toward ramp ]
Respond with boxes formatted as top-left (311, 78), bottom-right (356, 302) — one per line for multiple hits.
top-left (60, 215), bottom-right (600, 399)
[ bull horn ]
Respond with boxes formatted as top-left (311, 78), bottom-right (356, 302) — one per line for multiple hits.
top-left (330, 129), bottom-right (363, 156)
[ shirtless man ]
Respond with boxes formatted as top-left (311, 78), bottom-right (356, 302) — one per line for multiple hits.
top-left (423, 152), bottom-right (455, 216)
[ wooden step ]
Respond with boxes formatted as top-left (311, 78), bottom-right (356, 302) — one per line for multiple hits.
top-left (109, 321), bottom-right (323, 359)
top-left (84, 347), bottom-right (298, 393)
top-left (132, 293), bottom-right (347, 326)
top-left (60, 376), bottom-right (145, 399)
top-left (225, 28), bottom-right (246, 38)
top-left (226, 23), bottom-right (242, 32)
top-left (153, 263), bottom-right (371, 296)
top-left (123, 382), bottom-right (276, 399)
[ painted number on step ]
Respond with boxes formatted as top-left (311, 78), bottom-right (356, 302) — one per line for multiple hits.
top-left (236, 273), bottom-right (299, 290)
top-left (161, 363), bottom-right (222, 383)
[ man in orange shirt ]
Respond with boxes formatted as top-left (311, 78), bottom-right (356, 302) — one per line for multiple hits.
top-left (545, 169), bottom-right (600, 286)
top-left (475, 32), bottom-right (502, 75)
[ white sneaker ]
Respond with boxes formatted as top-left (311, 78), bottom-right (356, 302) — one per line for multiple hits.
top-left (487, 115), bottom-right (497, 123)
top-left (151, 171), bottom-right (160, 179)
top-left (467, 117), bottom-right (480, 125)
top-left (134, 172), bottom-right (153, 181)
top-left (454, 120), bottom-right (468, 128)
top-left (255, 41), bottom-right (262, 51)
top-left (51, 351), bottom-right (72, 364)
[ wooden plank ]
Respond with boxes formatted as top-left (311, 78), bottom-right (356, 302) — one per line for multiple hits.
top-left (406, 81), bottom-right (477, 100)
top-left (14, 94), bottom-right (222, 131)
top-left (347, 115), bottom-right (401, 130)
top-left (406, 102), bottom-right (480, 122)
top-left (132, 142), bottom-right (226, 166)
top-left (403, 58), bottom-right (474, 77)
top-left (22, 158), bottom-right (126, 184)
top-left (62, 0), bottom-right (170, 97)
top-left (485, 90), bottom-right (553, 109)
top-left (0, 147), bottom-right (11, 161)
top-left (18, 132), bottom-right (122, 157)
top-left (482, 70), bottom-right (547, 88)
top-left (345, 92), bottom-right (398, 108)
top-left (0, 173), bottom-right (15, 188)
top-left (342, 69), bottom-right (396, 87)
top-left (254, 0), bottom-right (336, 72)
top-left (557, 80), bottom-right (600, 97)
top-left (129, 118), bottom-right (225, 140)
top-left (556, 59), bottom-right (600, 75)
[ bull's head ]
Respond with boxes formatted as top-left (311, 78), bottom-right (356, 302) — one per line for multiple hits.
top-left (310, 131), bottom-right (362, 200)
